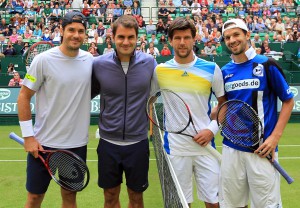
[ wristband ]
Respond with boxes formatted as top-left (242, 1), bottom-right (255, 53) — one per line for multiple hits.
top-left (19, 120), bottom-right (34, 137)
top-left (207, 120), bottom-right (219, 136)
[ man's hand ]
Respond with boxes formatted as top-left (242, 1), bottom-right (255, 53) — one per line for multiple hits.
top-left (24, 136), bottom-right (43, 158)
top-left (193, 129), bottom-right (214, 146)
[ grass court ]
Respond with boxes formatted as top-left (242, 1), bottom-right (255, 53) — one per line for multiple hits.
top-left (0, 124), bottom-right (299, 207)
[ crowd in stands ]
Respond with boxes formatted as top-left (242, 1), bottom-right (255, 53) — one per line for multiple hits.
top-left (0, 0), bottom-right (300, 80)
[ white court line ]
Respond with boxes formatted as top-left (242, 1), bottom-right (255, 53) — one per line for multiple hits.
top-left (1, 145), bottom-right (300, 150)
top-left (1, 157), bottom-right (300, 162)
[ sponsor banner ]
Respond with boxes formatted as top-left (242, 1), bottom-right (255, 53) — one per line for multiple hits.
top-left (0, 87), bottom-right (300, 115)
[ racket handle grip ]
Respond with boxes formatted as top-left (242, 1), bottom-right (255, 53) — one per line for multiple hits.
top-left (205, 145), bottom-right (222, 163)
top-left (272, 159), bottom-right (294, 184)
top-left (9, 132), bottom-right (25, 146)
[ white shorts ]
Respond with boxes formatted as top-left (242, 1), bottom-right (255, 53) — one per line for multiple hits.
top-left (168, 154), bottom-right (220, 204)
top-left (219, 145), bottom-right (282, 208)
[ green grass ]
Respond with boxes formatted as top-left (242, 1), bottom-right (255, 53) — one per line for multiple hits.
top-left (0, 124), bottom-right (299, 207)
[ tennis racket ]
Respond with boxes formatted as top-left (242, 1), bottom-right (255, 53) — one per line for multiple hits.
top-left (24, 41), bottom-right (54, 66)
top-left (147, 89), bottom-right (222, 163)
top-left (216, 100), bottom-right (294, 184)
top-left (9, 132), bottom-right (90, 191)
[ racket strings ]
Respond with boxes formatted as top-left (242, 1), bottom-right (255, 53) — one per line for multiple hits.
top-left (153, 93), bottom-right (190, 133)
top-left (48, 152), bottom-right (88, 191)
top-left (26, 44), bottom-right (53, 65)
top-left (218, 102), bottom-right (261, 147)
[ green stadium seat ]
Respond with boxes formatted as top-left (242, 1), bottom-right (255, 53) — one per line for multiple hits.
top-left (1, 56), bottom-right (26, 73)
top-left (0, 73), bottom-right (13, 86)
top-left (288, 12), bottom-right (296, 18)
top-left (269, 42), bottom-right (283, 52)
top-left (283, 41), bottom-right (300, 55)
top-left (156, 56), bottom-right (172, 64)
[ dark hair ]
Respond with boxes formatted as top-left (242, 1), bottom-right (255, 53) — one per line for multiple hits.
top-left (112, 15), bottom-right (138, 37)
top-left (168, 17), bottom-right (196, 40)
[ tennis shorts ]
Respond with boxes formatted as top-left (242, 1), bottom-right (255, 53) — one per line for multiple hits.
top-left (26, 145), bottom-right (87, 194)
top-left (97, 139), bottom-right (149, 192)
top-left (168, 154), bottom-right (220, 204)
top-left (219, 145), bottom-right (281, 208)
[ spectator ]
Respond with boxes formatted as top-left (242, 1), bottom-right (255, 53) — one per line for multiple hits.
top-left (251, 0), bottom-right (260, 16)
top-left (16, 35), bottom-right (24, 47)
top-left (42, 3), bottom-right (52, 24)
top-left (52, 3), bottom-right (62, 22)
top-left (97, 22), bottom-right (106, 43)
top-left (140, 41), bottom-right (147, 53)
top-left (88, 43), bottom-right (100, 57)
top-left (32, 25), bottom-right (42, 39)
top-left (124, 0), bottom-right (133, 7)
top-left (204, 41), bottom-right (216, 55)
top-left (3, 41), bottom-right (16, 56)
top-left (103, 42), bottom-right (115, 54)
top-left (147, 46), bottom-right (158, 58)
top-left (191, 2), bottom-right (201, 17)
top-left (214, 31), bottom-right (223, 43)
top-left (87, 23), bottom-right (97, 43)
top-left (24, 7), bottom-right (37, 24)
top-left (167, 0), bottom-right (177, 15)
top-left (275, 18), bottom-right (285, 33)
top-left (215, 42), bottom-right (223, 55)
top-left (7, 63), bottom-right (16, 75)
top-left (159, 34), bottom-right (167, 44)
top-left (106, 1), bottom-right (114, 23)
top-left (113, 4), bottom-right (123, 20)
top-left (264, 46), bottom-right (283, 59)
top-left (180, 1), bottom-right (191, 14)
top-left (0, 35), bottom-right (7, 45)
top-left (285, 0), bottom-right (295, 12)
top-left (146, 19), bottom-right (156, 35)
top-left (255, 18), bottom-right (267, 32)
top-left (23, 25), bottom-right (33, 39)
top-left (255, 47), bottom-right (262, 54)
top-left (267, 18), bottom-right (277, 32)
top-left (21, 42), bottom-right (30, 55)
top-left (132, 1), bottom-right (141, 20)
top-left (8, 71), bottom-right (23, 86)
top-left (10, 13), bottom-right (23, 28)
top-left (105, 36), bottom-right (112, 45)
top-left (245, 16), bottom-right (255, 32)
top-left (41, 28), bottom-right (51, 41)
top-left (82, 3), bottom-right (91, 17)
top-left (51, 26), bottom-right (61, 44)
top-left (262, 6), bottom-right (271, 17)
top-left (0, 18), bottom-right (6, 35)
top-left (123, 6), bottom-right (132, 15)
top-left (147, 42), bottom-right (160, 56)
top-left (237, 5), bottom-right (245, 18)
top-left (148, 33), bottom-right (158, 45)
top-left (9, 28), bottom-right (18, 43)
top-left (252, 33), bottom-right (262, 45)
top-left (137, 15), bottom-right (146, 29)
top-left (156, 18), bottom-right (167, 35)
top-left (158, 3), bottom-right (169, 22)
top-left (3, 26), bottom-right (12, 38)
top-left (160, 43), bottom-right (171, 56)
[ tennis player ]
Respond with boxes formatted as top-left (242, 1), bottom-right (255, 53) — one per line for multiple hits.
top-left (151, 17), bottom-right (226, 208)
top-left (17, 11), bottom-right (93, 207)
top-left (220, 18), bottom-right (294, 208)
top-left (91, 15), bottom-right (157, 208)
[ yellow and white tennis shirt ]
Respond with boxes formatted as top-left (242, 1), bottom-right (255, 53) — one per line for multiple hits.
top-left (151, 56), bottom-right (225, 156)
